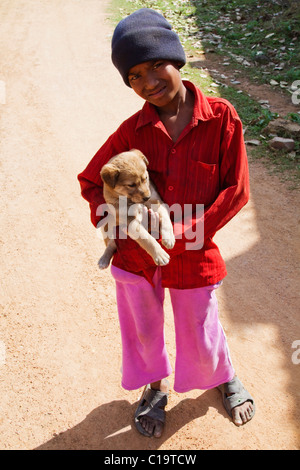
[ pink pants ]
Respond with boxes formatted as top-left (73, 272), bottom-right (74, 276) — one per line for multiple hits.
top-left (111, 265), bottom-right (235, 392)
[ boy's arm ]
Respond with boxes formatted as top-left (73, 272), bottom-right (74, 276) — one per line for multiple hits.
top-left (169, 112), bottom-right (249, 254)
top-left (78, 128), bottom-right (128, 227)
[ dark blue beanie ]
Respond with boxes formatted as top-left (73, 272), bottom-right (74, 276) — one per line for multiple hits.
top-left (111, 8), bottom-right (186, 87)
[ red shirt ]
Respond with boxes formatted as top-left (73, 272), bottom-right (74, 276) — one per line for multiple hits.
top-left (78, 81), bottom-right (249, 288)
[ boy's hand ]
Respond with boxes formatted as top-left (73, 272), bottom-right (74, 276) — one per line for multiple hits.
top-left (142, 206), bottom-right (175, 250)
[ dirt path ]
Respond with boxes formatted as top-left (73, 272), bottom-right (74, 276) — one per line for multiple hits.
top-left (0, 0), bottom-right (299, 451)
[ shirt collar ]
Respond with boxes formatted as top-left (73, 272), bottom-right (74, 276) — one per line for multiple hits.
top-left (135, 80), bottom-right (216, 131)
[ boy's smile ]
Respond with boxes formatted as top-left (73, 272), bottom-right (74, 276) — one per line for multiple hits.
top-left (128, 60), bottom-right (185, 112)
top-left (128, 59), bottom-right (194, 142)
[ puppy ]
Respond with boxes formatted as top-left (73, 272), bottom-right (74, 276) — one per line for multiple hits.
top-left (98, 149), bottom-right (175, 269)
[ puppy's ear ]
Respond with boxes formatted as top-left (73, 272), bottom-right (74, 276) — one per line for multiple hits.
top-left (131, 148), bottom-right (149, 166)
top-left (100, 164), bottom-right (120, 188)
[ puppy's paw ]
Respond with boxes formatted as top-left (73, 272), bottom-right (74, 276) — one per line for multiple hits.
top-left (161, 231), bottom-right (176, 250)
top-left (153, 246), bottom-right (170, 266)
top-left (98, 255), bottom-right (110, 270)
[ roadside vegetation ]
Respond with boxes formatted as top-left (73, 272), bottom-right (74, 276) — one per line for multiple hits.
top-left (108, 0), bottom-right (300, 187)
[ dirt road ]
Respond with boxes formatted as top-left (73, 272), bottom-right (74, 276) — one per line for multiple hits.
top-left (0, 0), bottom-right (299, 450)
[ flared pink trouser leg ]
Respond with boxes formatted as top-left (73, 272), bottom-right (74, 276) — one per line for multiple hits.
top-left (111, 265), bottom-right (235, 392)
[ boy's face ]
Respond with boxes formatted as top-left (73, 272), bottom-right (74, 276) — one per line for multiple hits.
top-left (128, 60), bottom-right (183, 108)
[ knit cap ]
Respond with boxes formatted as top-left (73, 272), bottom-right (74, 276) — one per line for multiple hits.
top-left (111, 8), bottom-right (186, 87)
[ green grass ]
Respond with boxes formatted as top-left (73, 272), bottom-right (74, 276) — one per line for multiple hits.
top-left (191, 0), bottom-right (300, 85)
top-left (106, 0), bottom-right (300, 188)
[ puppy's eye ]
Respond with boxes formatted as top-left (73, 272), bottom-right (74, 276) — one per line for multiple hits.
top-left (127, 183), bottom-right (136, 188)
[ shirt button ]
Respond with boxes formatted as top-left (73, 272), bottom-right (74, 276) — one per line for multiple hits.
top-left (171, 148), bottom-right (176, 154)
top-left (168, 185), bottom-right (174, 191)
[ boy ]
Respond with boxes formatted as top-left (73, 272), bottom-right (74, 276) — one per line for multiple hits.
top-left (78, 8), bottom-right (255, 438)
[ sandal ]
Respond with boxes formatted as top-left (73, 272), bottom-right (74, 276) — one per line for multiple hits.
top-left (218, 376), bottom-right (255, 425)
top-left (134, 384), bottom-right (169, 437)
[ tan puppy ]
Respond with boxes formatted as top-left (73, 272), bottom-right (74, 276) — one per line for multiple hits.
top-left (98, 149), bottom-right (175, 269)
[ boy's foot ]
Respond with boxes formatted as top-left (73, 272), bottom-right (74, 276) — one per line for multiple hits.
top-left (218, 376), bottom-right (255, 426)
top-left (231, 398), bottom-right (254, 426)
top-left (135, 379), bottom-right (169, 438)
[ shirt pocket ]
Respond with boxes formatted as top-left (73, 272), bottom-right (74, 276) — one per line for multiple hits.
top-left (185, 160), bottom-right (219, 206)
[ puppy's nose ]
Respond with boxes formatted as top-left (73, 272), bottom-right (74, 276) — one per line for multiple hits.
top-left (143, 195), bottom-right (150, 202)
